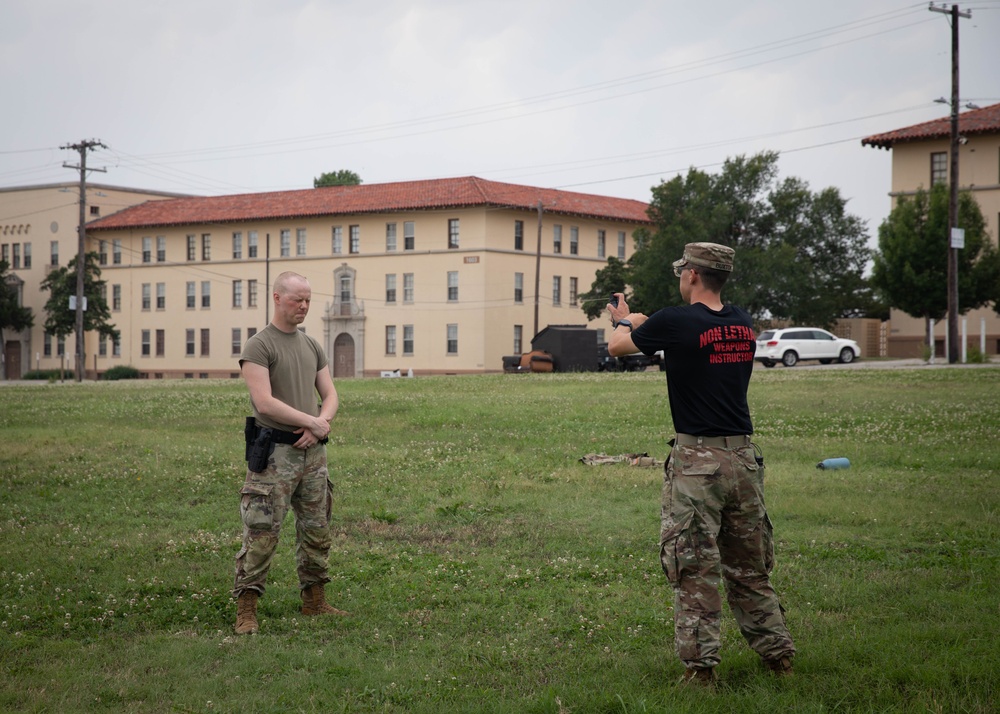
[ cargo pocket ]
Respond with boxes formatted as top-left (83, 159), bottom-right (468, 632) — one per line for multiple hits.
top-left (761, 512), bottom-right (775, 574)
top-left (240, 483), bottom-right (275, 531)
top-left (660, 512), bottom-right (696, 588)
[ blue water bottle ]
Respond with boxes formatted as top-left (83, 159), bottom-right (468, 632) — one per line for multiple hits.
top-left (817, 457), bottom-right (851, 470)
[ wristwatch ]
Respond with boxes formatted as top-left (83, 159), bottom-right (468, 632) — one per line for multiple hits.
top-left (616, 319), bottom-right (633, 332)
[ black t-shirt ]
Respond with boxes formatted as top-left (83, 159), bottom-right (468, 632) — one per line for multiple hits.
top-left (630, 303), bottom-right (756, 436)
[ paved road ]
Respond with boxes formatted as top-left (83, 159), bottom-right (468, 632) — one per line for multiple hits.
top-left (754, 358), bottom-right (998, 371)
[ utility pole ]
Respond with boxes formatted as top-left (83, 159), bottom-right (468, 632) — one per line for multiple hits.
top-left (62, 139), bottom-right (107, 381)
top-left (929, 3), bottom-right (970, 364)
top-left (533, 201), bottom-right (543, 340)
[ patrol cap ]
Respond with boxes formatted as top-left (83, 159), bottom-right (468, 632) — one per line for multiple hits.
top-left (672, 242), bottom-right (734, 273)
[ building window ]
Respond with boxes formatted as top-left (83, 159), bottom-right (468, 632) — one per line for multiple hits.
top-left (90, 205), bottom-right (100, 217)
top-left (200, 328), bottom-right (210, 357)
top-left (186, 329), bottom-right (195, 356)
top-left (553, 276), bottom-right (561, 305)
top-left (570, 227), bottom-right (579, 255)
top-left (569, 277), bottom-right (578, 306)
top-left (99, 334), bottom-right (107, 357)
top-left (141, 329), bottom-right (151, 357)
top-left (404, 221), bottom-right (415, 251)
top-left (43, 332), bottom-right (51, 357)
top-left (231, 328), bottom-right (241, 356)
top-left (514, 272), bottom-right (523, 303)
top-left (514, 325), bottom-right (523, 354)
top-left (142, 236), bottom-right (152, 263)
top-left (332, 226), bottom-right (343, 254)
top-left (98, 240), bottom-right (107, 266)
top-left (186, 281), bottom-right (196, 309)
top-left (187, 235), bottom-right (196, 261)
top-left (447, 324), bottom-right (458, 354)
top-left (386, 274), bottom-right (397, 303)
top-left (22, 242), bottom-right (30, 268)
top-left (296, 228), bottom-right (307, 256)
top-left (553, 225), bottom-right (562, 254)
top-left (403, 273), bottom-right (414, 303)
top-left (233, 280), bottom-right (243, 308)
top-left (248, 231), bottom-right (258, 258)
top-left (349, 225), bottom-right (360, 254)
top-left (597, 230), bottom-right (606, 258)
top-left (201, 281), bottom-right (211, 308)
top-left (57, 335), bottom-right (65, 357)
top-left (156, 329), bottom-right (165, 357)
top-left (112, 338), bottom-right (120, 357)
top-left (447, 271), bottom-right (459, 302)
top-left (617, 231), bottom-right (626, 259)
top-left (386, 223), bottom-right (397, 252)
top-left (141, 283), bottom-right (151, 311)
top-left (448, 219), bottom-right (460, 249)
top-left (931, 152), bottom-right (948, 186)
top-left (201, 234), bottom-right (211, 261)
top-left (514, 220), bottom-right (524, 251)
top-left (386, 325), bottom-right (396, 355)
top-left (403, 325), bottom-right (414, 355)
top-left (233, 232), bottom-right (243, 259)
top-left (248, 279), bottom-right (258, 308)
top-left (113, 239), bottom-right (121, 265)
top-left (247, 327), bottom-right (257, 340)
top-left (156, 282), bottom-right (166, 310)
top-left (280, 229), bottom-right (291, 257)
top-left (112, 284), bottom-right (121, 311)
top-left (11, 244), bottom-right (19, 270)
top-left (156, 236), bottom-right (166, 262)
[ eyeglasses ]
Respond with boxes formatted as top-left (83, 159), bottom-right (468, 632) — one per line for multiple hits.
top-left (673, 263), bottom-right (689, 278)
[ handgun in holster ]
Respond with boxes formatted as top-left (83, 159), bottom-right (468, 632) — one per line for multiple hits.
top-left (244, 416), bottom-right (276, 473)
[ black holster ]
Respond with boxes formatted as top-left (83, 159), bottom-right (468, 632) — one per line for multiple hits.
top-left (244, 417), bottom-right (275, 473)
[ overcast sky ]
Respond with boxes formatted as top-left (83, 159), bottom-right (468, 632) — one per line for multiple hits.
top-left (2, 0), bottom-right (999, 243)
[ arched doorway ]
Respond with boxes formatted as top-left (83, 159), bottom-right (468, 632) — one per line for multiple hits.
top-left (333, 333), bottom-right (355, 378)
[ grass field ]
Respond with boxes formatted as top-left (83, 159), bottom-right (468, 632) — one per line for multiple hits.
top-left (1, 366), bottom-right (998, 713)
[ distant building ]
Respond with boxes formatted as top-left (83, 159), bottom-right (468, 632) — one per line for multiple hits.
top-left (0, 183), bottom-right (185, 379)
top-left (3, 176), bottom-right (650, 379)
top-left (862, 103), bottom-right (1000, 357)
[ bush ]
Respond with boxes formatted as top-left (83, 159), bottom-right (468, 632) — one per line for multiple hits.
top-left (102, 365), bottom-right (141, 381)
top-left (21, 369), bottom-right (72, 381)
top-left (966, 345), bottom-right (991, 364)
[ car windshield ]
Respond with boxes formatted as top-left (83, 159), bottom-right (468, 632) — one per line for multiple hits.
top-left (758, 331), bottom-right (775, 341)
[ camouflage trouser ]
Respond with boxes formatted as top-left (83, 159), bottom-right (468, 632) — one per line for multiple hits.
top-left (233, 442), bottom-right (333, 597)
top-left (659, 442), bottom-right (795, 669)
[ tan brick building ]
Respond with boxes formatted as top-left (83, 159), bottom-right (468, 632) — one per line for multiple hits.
top-left (862, 103), bottom-right (1000, 357)
top-left (0, 183), bottom-right (183, 379)
top-left (45, 176), bottom-right (651, 379)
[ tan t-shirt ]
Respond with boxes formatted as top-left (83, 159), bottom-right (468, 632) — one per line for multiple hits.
top-left (240, 324), bottom-right (329, 431)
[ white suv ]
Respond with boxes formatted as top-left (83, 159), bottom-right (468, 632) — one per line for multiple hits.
top-left (755, 328), bottom-right (860, 368)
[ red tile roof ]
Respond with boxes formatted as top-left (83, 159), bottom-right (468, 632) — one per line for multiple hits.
top-left (861, 102), bottom-right (1000, 150)
top-left (87, 176), bottom-right (651, 231)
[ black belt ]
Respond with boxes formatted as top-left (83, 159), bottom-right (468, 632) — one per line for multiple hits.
top-left (674, 433), bottom-right (751, 448)
top-left (260, 426), bottom-right (328, 446)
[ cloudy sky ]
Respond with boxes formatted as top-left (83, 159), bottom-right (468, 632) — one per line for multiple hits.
top-left (2, 0), bottom-right (998, 242)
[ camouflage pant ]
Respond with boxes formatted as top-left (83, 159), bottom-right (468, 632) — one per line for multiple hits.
top-left (233, 443), bottom-right (333, 597)
top-left (659, 442), bottom-right (795, 669)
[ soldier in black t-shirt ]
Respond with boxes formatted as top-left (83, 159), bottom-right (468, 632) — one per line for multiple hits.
top-left (608, 242), bottom-right (795, 686)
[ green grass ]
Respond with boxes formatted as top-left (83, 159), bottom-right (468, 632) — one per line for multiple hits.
top-left (1, 368), bottom-right (998, 713)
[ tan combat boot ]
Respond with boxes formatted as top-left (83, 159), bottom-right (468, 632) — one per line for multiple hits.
top-left (678, 667), bottom-right (717, 688)
top-left (235, 591), bottom-right (259, 635)
top-left (300, 583), bottom-right (349, 616)
top-left (763, 656), bottom-right (793, 676)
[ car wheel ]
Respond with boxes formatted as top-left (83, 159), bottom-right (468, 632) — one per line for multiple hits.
top-left (761, 360), bottom-right (776, 368)
top-left (839, 348), bottom-right (855, 364)
top-left (782, 351), bottom-right (798, 367)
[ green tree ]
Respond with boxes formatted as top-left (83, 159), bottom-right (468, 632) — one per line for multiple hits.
top-left (871, 183), bottom-right (998, 345)
top-left (40, 252), bottom-right (119, 344)
top-left (313, 170), bottom-right (362, 188)
top-left (600, 152), bottom-right (871, 328)
top-left (577, 257), bottom-right (630, 320)
top-left (0, 259), bottom-right (35, 364)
